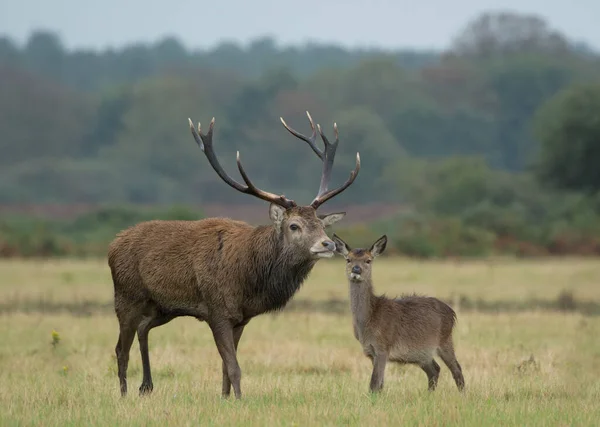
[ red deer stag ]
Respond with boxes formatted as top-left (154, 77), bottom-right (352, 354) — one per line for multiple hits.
top-left (108, 112), bottom-right (360, 399)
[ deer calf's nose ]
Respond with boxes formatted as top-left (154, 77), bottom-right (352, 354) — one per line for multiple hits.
top-left (352, 265), bottom-right (362, 274)
top-left (322, 240), bottom-right (335, 251)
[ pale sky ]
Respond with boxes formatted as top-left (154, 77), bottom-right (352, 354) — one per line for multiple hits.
top-left (0, 0), bottom-right (598, 51)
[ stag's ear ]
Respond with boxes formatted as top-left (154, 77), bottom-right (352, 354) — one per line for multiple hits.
top-left (269, 203), bottom-right (286, 230)
top-left (332, 233), bottom-right (350, 257)
top-left (319, 212), bottom-right (346, 227)
top-left (370, 235), bottom-right (388, 258)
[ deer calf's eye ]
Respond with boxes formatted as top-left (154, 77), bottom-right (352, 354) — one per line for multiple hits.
top-left (289, 224), bottom-right (300, 231)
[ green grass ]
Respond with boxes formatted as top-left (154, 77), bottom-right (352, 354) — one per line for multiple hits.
top-left (1, 257), bottom-right (600, 426)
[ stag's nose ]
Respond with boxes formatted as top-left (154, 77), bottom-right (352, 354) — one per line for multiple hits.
top-left (352, 265), bottom-right (362, 275)
top-left (321, 240), bottom-right (335, 251)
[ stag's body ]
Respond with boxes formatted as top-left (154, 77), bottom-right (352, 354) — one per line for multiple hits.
top-left (333, 235), bottom-right (465, 393)
top-left (110, 216), bottom-right (315, 322)
top-left (110, 112), bottom-right (360, 399)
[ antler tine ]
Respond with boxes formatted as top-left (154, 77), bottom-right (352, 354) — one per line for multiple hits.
top-left (279, 115), bottom-right (359, 209)
top-left (280, 111), bottom-right (324, 160)
top-left (311, 152), bottom-right (361, 209)
top-left (188, 117), bottom-right (296, 209)
top-left (314, 122), bottom-right (339, 197)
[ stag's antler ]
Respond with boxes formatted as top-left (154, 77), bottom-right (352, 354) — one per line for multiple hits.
top-left (188, 117), bottom-right (297, 209)
top-left (280, 111), bottom-right (360, 209)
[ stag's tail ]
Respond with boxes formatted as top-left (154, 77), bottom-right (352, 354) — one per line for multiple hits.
top-left (437, 299), bottom-right (458, 341)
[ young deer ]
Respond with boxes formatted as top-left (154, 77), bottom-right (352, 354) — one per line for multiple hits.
top-left (332, 234), bottom-right (465, 393)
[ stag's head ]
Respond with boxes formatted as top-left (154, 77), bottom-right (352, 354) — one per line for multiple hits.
top-left (332, 234), bottom-right (388, 282)
top-left (188, 112), bottom-right (360, 259)
top-left (267, 204), bottom-right (345, 259)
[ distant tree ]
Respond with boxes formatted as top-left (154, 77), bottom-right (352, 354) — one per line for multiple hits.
top-left (81, 87), bottom-right (133, 157)
top-left (385, 101), bottom-right (497, 161)
top-left (153, 36), bottom-right (188, 64)
top-left (329, 106), bottom-right (406, 203)
top-left (114, 44), bottom-right (156, 82)
top-left (486, 54), bottom-right (576, 170)
top-left (0, 36), bottom-right (20, 64)
top-left (0, 66), bottom-right (93, 167)
top-left (98, 75), bottom-right (222, 203)
top-left (451, 11), bottom-right (570, 58)
top-left (24, 31), bottom-right (65, 79)
top-left (533, 83), bottom-right (600, 193)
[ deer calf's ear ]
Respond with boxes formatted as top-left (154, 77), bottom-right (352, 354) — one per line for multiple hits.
top-left (332, 233), bottom-right (350, 256)
top-left (319, 212), bottom-right (346, 227)
top-left (370, 235), bottom-right (387, 258)
top-left (269, 203), bottom-right (286, 229)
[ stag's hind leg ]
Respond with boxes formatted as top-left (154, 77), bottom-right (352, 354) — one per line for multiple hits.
top-left (115, 304), bottom-right (143, 397)
top-left (137, 312), bottom-right (176, 395)
top-left (438, 341), bottom-right (465, 391)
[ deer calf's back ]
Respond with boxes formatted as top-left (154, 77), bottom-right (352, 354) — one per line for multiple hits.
top-left (332, 234), bottom-right (465, 393)
top-left (369, 296), bottom-right (457, 362)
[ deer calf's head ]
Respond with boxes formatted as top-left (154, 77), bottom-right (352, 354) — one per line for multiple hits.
top-left (270, 205), bottom-right (345, 258)
top-left (332, 234), bottom-right (387, 281)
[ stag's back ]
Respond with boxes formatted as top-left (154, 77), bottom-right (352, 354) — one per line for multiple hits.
top-left (108, 217), bottom-right (254, 310)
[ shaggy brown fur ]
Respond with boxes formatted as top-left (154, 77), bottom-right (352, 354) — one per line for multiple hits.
top-left (109, 112), bottom-right (358, 399)
top-left (332, 234), bottom-right (465, 393)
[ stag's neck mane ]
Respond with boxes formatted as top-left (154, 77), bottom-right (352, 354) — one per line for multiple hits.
top-left (244, 224), bottom-right (317, 314)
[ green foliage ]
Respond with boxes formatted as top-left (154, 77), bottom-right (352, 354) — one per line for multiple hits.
top-left (533, 82), bottom-right (600, 192)
top-left (0, 205), bottom-right (204, 257)
top-left (381, 156), bottom-right (600, 257)
top-left (388, 214), bottom-right (496, 258)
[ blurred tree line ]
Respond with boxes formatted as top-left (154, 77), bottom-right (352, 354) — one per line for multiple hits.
top-left (1, 11), bottom-right (600, 258)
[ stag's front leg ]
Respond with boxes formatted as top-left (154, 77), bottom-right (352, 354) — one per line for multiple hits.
top-left (210, 319), bottom-right (243, 399)
top-left (221, 324), bottom-right (246, 398)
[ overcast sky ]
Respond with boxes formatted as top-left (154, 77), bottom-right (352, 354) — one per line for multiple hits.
top-left (1, 0), bottom-right (598, 51)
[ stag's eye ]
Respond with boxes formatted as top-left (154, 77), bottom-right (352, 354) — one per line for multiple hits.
top-left (289, 224), bottom-right (300, 231)
top-left (366, 259), bottom-right (372, 264)
top-left (346, 259), bottom-right (351, 263)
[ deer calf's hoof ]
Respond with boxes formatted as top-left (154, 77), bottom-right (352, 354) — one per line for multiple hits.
top-left (139, 383), bottom-right (153, 396)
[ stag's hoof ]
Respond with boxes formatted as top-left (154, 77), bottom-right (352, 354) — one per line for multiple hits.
top-left (139, 382), bottom-right (153, 396)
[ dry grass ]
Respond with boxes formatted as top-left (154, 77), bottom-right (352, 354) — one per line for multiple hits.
top-left (1, 257), bottom-right (600, 426)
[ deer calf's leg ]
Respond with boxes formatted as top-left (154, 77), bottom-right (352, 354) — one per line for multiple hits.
top-left (420, 359), bottom-right (441, 391)
top-left (369, 353), bottom-right (388, 393)
top-left (438, 343), bottom-right (465, 391)
top-left (222, 324), bottom-right (246, 398)
top-left (211, 321), bottom-right (243, 399)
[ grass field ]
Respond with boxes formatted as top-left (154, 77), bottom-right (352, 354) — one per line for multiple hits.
top-left (1, 257), bottom-right (600, 426)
